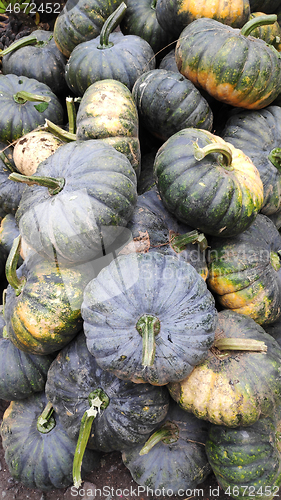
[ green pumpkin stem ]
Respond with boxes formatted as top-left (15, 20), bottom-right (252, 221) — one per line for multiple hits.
top-left (241, 14), bottom-right (277, 37)
top-left (170, 230), bottom-right (208, 253)
top-left (37, 401), bottom-right (56, 434)
top-left (136, 314), bottom-right (161, 367)
top-left (98, 2), bottom-right (127, 49)
top-left (0, 150), bottom-right (17, 173)
top-left (5, 235), bottom-right (26, 297)
top-left (139, 420), bottom-right (179, 455)
top-left (214, 338), bottom-right (267, 352)
top-left (271, 251), bottom-right (281, 271)
top-left (66, 97), bottom-right (77, 135)
top-left (73, 389), bottom-right (109, 489)
top-left (268, 148), bottom-right (281, 172)
top-left (151, 0), bottom-right (157, 9)
top-left (193, 141), bottom-right (233, 168)
top-left (0, 35), bottom-right (37, 57)
top-left (44, 118), bottom-right (76, 142)
top-left (13, 91), bottom-right (51, 105)
top-left (8, 172), bottom-right (65, 195)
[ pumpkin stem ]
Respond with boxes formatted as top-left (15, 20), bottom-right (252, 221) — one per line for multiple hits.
top-left (37, 401), bottom-right (56, 433)
top-left (270, 251), bottom-right (281, 271)
top-left (193, 141), bottom-right (233, 168)
top-left (0, 150), bottom-right (17, 173)
top-left (170, 230), bottom-right (208, 253)
top-left (8, 172), bottom-right (65, 195)
top-left (13, 91), bottom-right (51, 105)
top-left (241, 14), bottom-right (278, 37)
top-left (213, 338), bottom-right (267, 352)
top-left (151, 0), bottom-right (157, 9)
top-left (139, 421), bottom-right (179, 455)
top-left (98, 2), bottom-right (127, 49)
top-left (5, 235), bottom-right (26, 297)
top-left (0, 35), bottom-right (37, 57)
top-left (44, 118), bottom-right (76, 142)
top-left (66, 97), bottom-right (77, 135)
top-left (73, 388), bottom-right (109, 489)
top-left (136, 314), bottom-right (161, 367)
top-left (268, 148), bottom-right (281, 172)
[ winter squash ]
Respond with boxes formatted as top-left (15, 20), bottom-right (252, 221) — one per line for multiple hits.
top-left (249, 12), bottom-right (281, 50)
top-left (207, 214), bottom-right (281, 325)
top-left (153, 128), bottom-right (264, 237)
top-left (175, 15), bottom-right (281, 109)
top-left (0, 214), bottom-right (20, 258)
top-left (13, 131), bottom-right (64, 176)
top-left (0, 143), bottom-right (25, 219)
top-left (132, 69), bottom-right (213, 141)
top-left (81, 251), bottom-right (218, 386)
top-left (64, 3), bottom-right (156, 96)
top-left (168, 310), bottom-right (281, 427)
top-left (0, 392), bottom-right (100, 490)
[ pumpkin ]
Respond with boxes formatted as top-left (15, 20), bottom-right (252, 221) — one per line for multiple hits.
top-left (168, 310), bottom-right (281, 427)
top-left (45, 330), bottom-right (170, 453)
top-left (153, 128), bottom-right (264, 238)
top-left (53, 0), bottom-right (123, 57)
top-left (249, 12), bottom-right (281, 50)
top-left (222, 105), bottom-right (281, 216)
top-left (10, 140), bottom-right (138, 265)
top-left (175, 15), bottom-right (281, 109)
top-left (132, 69), bottom-right (213, 141)
top-left (81, 251), bottom-right (218, 386)
top-left (0, 74), bottom-right (64, 143)
top-left (207, 214), bottom-right (281, 326)
top-left (122, 399), bottom-right (211, 493)
top-left (206, 406), bottom-right (281, 499)
top-left (1, 31), bottom-right (68, 95)
top-left (155, 0), bottom-right (250, 39)
top-left (0, 214), bottom-right (20, 258)
top-left (0, 392), bottom-right (100, 491)
top-left (65, 3), bottom-right (156, 96)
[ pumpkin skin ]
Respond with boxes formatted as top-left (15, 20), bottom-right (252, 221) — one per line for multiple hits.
top-left (132, 69), bottom-right (213, 141)
top-left (153, 128), bottom-right (264, 238)
top-left (81, 252), bottom-right (218, 386)
top-left (0, 144), bottom-right (25, 219)
top-left (53, 0), bottom-right (123, 57)
top-left (45, 331), bottom-right (170, 452)
top-left (206, 407), bottom-right (281, 499)
top-left (155, 0), bottom-right (250, 39)
top-left (175, 17), bottom-right (281, 110)
top-left (0, 74), bottom-right (64, 143)
top-left (76, 79), bottom-right (141, 177)
top-left (222, 105), bottom-right (281, 216)
top-left (2, 31), bottom-right (68, 95)
top-left (14, 140), bottom-right (138, 265)
top-left (122, 400), bottom-right (211, 493)
top-left (207, 214), bottom-right (281, 326)
top-left (168, 310), bottom-right (281, 427)
top-left (0, 392), bottom-right (100, 491)
top-left (0, 214), bottom-right (20, 258)
top-left (249, 12), bottom-right (281, 50)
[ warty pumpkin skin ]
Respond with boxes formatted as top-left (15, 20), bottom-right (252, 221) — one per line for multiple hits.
top-left (81, 251), bottom-right (218, 386)
top-left (153, 128), bottom-right (264, 238)
top-left (207, 214), bottom-right (281, 325)
top-left (175, 16), bottom-right (281, 109)
top-left (206, 406), bottom-right (281, 500)
top-left (45, 331), bottom-right (170, 452)
top-left (168, 310), bottom-right (281, 428)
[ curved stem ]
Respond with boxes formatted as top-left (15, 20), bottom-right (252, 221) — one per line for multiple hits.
top-left (66, 97), bottom-right (77, 135)
top-left (136, 314), bottom-right (160, 367)
top-left (193, 141), bottom-right (233, 167)
top-left (13, 91), bottom-right (51, 105)
top-left (241, 14), bottom-right (277, 37)
top-left (139, 421), bottom-right (179, 455)
top-left (0, 35), bottom-right (37, 57)
top-left (44, 118), bottom-right (76, 142)
top-left (5, 235), bottom-right (26, 296)
top-left (0, 150), bottom-right (17, 173)
top-left (9, 172), bottom-right (65, 195)
top-left (98, 2), bottom-right (127, 49)
top-left (268, 148), bottom-right (281, 172)
top-left (37, 401), bottom-right (56, 433)
top-left (213, 338), bottom-right (267, 352)
top-left (170, 230), bottom-right (208, 253)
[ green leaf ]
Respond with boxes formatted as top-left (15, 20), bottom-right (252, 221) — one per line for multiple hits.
top-left (34, 102), bottom-right (49, 113)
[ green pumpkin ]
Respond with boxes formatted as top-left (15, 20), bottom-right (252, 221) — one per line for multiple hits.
top-left (175, 15), bottom-right (281, 109)
top-left (81, 251), bottom-right (217, 386)
top-left (0, 392), bottom-right (100, 491)
top-left (153, 128), bottom-right (264, 237)
top-left (132, 69), bottom-right (213, 141)
top-left (249, 12), bottom-right (281, 50)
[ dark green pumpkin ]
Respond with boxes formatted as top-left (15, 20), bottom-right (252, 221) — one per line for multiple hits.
top-left (222, 105), bottom-right (281, 216)
top-left (122, 400), bottom-right (211, 493)
top-left (2, 31), bottom-right (68, 95)
top-left (206, 406), bottom-right (281, 499)
top-left (0, 392), bottom-right (100, 491)
top-left (132, 69), bottom-right (213, 141)
top-left (153, 128), bottom-right (264, 237)
top-left (0, 74), bottom-right (64, 143)
top-left (81, 251), bottom-right (217, 386)
top-left (45, 331), bottom-right (170, 452)
top-left (175, 15), bottom-right (281, 109)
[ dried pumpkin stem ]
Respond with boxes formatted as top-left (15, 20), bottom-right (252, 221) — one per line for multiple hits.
top-left (98, 2), bottom-right (127, 49)
top-left (5, 235), bottom-right (26, 296)
top-left (37, 401), bottom-right (56, 433)
top-left (66, 97), bottom-right (77, 135)
top-left (193, 142), bottom-right (233, 167)
top-left (44, 118), bottom-right (76, 142)
top-left (139, 421), bottom-right (179, 455)
top-left (214, 338), bottom-right (267, 352)
top-left (13, 91), bottom-right (51, 105)
top-left (8, 172), bottom-right (65, 195)
top-left (0, 35), bottom-right (37, 56)
top-left (171, 230), bottom-right (208, 253)
top-left (241, 14), bottom-right (277, 37)
top-left (0, 150), bottom-right (17, 173)
top-left (136, 314), bottom-right (161, 367)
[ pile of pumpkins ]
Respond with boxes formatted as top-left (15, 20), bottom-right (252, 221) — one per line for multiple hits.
top-left (1, 0), bottom-right (281, 497)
